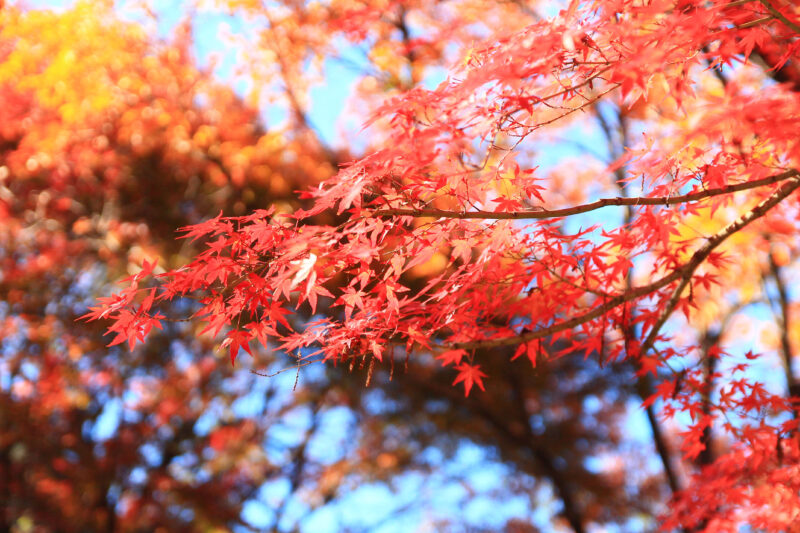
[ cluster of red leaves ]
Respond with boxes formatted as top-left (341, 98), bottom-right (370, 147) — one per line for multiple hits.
top-left (89, 0), bottom-right (800, 528)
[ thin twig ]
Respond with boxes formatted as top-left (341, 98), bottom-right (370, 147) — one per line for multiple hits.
top-left (721, 0), bottom-right (757, 7)
top-left (737, 15), bottom-right (775, 29)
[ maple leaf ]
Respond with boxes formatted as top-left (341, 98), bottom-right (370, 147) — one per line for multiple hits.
top-left (290, 252), bottom-right (317, 289)
top-left (223, 329), bottom-right (253, 365)
top-left (491, 196), bottom-right (522, 212)
top-left (511, 340), bottom-right (538, 367)
top-left (450, 240), bottom-right (472, 263)
top-left (452, 363), bottom-right (487, 397)
top-left (179, 211), bottom-right (225, 242)
top-left (637, 356), bottom-right (660, 378)
top-left (436, 349), bottom-right (467, 366)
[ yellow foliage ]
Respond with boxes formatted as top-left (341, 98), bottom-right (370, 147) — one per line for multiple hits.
top-left (370, 42), bottom-right (403, 75)
top-left (670, 204), bottom-right (766, 326)
top-left (409, 251), bottom-right (448, 278)
top-left (0, 1), bottom-right (150, 123)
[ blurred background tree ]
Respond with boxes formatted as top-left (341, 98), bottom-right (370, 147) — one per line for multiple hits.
top-left (5, 0), bottom-right (799, 531)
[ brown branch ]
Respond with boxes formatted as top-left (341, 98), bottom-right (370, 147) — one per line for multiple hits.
top-left (272, 395), bottom-right (323, 530)
top-left (698, 329), bottom-right (721, 468)
top-left (450, 171), bottom-right (800, 350)
top-left (641, 379), bottom-right (682, 493)
top-left (404, 371), bottom-right (586, 533)
top-left (599, 106), bottom-right (683, 499)
top-left (722, 0), bottom-right (757, 7)
top-left (767, 249), bottom-right (800, 406)
top-left (504, 363), bottom-right (585, 533)
top-left (736, 15), bottom-right (775, 29)
top-left (648, 417), bottom-right (681, 496)
top-left (758, 0), bottom-right (800, 34)
top-left (755, 43), bottom-right (800, 92)
top-left (370, 170), bottom-right (799, 220)
top-left (394, 5), bottom-right (420, 87)
top-left (638, 172), bottom-right (800, 358)
top-left (263, 14), bottom-right (339, 166)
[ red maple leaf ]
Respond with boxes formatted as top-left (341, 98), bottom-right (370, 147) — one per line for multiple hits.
top-left (453, 363), bottom-right (487, 397)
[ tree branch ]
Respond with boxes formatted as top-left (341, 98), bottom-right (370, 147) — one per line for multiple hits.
top-left (698, 329), bottom-right (721, 468)
top-left (599, 106), bottom-right (683, 497)
top-left (758, 0), bottom-right (800, 34)
top-left (450, 171), bottom-right (800, 350)
top-left (643, 387), bottom-right (682, 493)
top-left (638, 173), bottom-right (800, 358)
top-left (394, 5), bottom-right (421, 87)
top-left (370, 169), bottom-right (799, 220)
top-left (263, 14), bottom-right (339, 166)
top-left (404, 371), bottom-right (586, 533)
top-left (505, 363), bottom-right (585, 533)
top-left (766, 248), bottom-right (800, 408)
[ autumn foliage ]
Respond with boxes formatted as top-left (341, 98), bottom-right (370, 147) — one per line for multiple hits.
top-left (6, 0), bottom-right (800, 530)
top-left (0, 3), bottom-right (336, 530)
